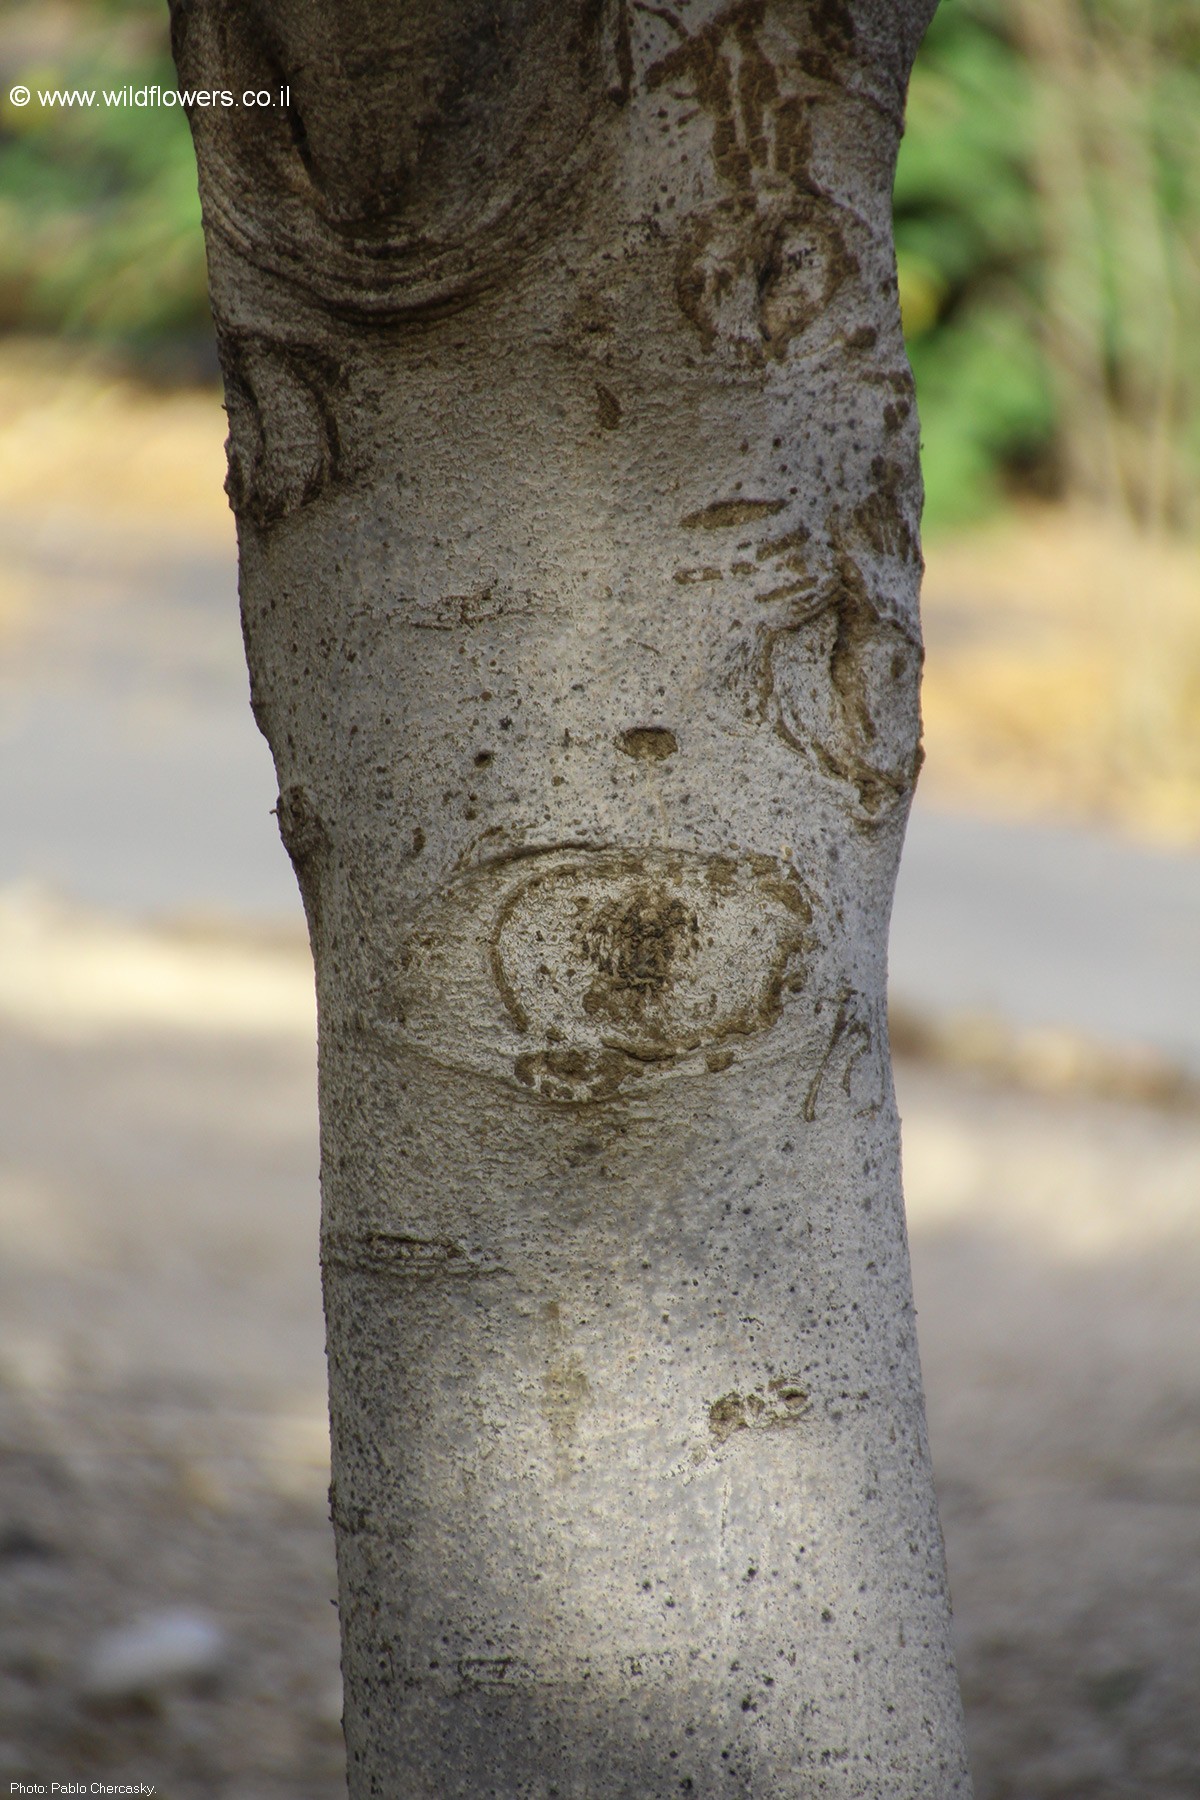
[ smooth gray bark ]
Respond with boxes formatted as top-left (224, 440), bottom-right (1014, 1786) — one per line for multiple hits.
top-left (175, 2), bottom-right (971, 1792)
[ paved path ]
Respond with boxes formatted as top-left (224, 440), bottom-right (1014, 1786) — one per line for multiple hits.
top-left (3, 514), bottom-right (1197, 1068)
top-left (0, 519), bottom-right (292, 918)
top-left (892, 807), bottom-right (1200, 1075)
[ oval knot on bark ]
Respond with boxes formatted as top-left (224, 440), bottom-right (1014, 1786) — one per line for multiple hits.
top-left (390, 847), bottom-right (811, 1101)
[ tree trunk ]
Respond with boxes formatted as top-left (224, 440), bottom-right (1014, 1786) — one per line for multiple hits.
top-left (175, 1), bottom-right (970, 1792)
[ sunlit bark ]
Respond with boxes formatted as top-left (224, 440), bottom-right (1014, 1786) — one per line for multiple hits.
top-left (176, 2), bottom-right (970, 1792)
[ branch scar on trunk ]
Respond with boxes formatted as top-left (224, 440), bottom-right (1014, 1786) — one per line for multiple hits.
top-left (388, 847), bottom-right (812, 1102)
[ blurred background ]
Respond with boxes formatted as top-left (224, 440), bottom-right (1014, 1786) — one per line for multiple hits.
top-left (0, 2), bottom-right (1197, 1796)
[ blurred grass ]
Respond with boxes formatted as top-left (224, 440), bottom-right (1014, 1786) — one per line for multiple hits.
top-left (896, 0), bottom-right (1200, 534)
top-left (0, 1), bottom-right (210, 371)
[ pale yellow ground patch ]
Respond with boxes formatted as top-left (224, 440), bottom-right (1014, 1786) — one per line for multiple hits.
top-left (922, 509), bottom-right (1200, 847)
top-left (0, 338), bottom-right (231, 542)
top-left (0, 887), bottom-right (313, 1041)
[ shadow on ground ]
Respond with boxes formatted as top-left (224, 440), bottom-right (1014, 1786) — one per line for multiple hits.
top-left (0, 992), bottom-right (1197, 1797)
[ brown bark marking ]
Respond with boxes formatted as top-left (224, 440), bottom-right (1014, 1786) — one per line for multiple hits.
top-left (865, 363), bottom-right (918, 404)
top-left (644, 0), bottom-right (870, 358)
top-left (847, 456), bottom-right (921, 564)
top-left (645, 0), bottom-right (769, 161)
top-left (579, 886), bottom-right (701, 1024)
top-left (828, 563), bottom-right (888, 746)
top-left (755, 524), bottom-right (811, 562)
top-left (611, 0), bottom-right (635, 102)
top-left (708, 456), bottom-right (923, 819)
top-left (754, 577), bottom-right (820, 606)
top-left (799, 0), bottom-right (858, 88)
top-left (755, 200), bottom-right (861, 360)
top-left (513, 1046), bottom-right (633, 1103)
top-left (218, 331), bottom-right (343, 526)
top-left (799, 569), bottom-right (922, 816)
top-left (376, 848), bottom-right (808, 1101)
top-left (489, 851), bottom-right (809, 1068)
top-left (723, 544), bottom-right (922, 820)
top-left (274, 781), bottom-right (331, 932)
top-left (707, 1377), bottom-right (811, 1444)
top-left (802, 988), bottom-right (887, 1122)
top-left (397, 585), bottom-right (539, 632)
top-left (275, 782), bottom-right (328, 871)
top-left (456, 1656), bottom-right (528, 1690)
top-left (320, 1231), bottom-right (506, 1282)
top-left (681, 497), bottom-right (785, 528)
top-left (595, 382), bottom-right (623, 428)
top-left (616, 726), bottom-right (679, 759)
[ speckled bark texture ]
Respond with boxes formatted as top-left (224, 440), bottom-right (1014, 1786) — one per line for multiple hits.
top-left (174, 1), bottom-right (971, 1792)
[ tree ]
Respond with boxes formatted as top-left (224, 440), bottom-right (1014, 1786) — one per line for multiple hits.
top-left (173, 2), bottom-right (971, 1792)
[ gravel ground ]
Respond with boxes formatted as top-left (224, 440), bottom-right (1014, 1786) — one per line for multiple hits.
top-left (1, 939), bottom-right (1197, 1799)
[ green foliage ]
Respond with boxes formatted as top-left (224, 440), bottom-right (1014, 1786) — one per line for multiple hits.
top-left (895, 0), bottom-right (1049, 528)
top-left (897, 0), bottom-right (1200, 534)
top-left (0, 1), bottom-right (207, 356)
